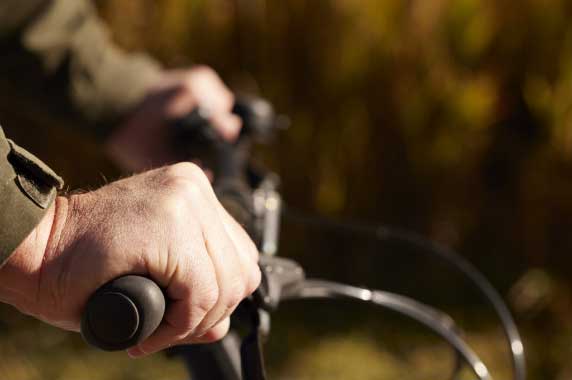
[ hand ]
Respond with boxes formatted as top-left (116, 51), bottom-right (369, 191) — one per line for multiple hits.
top-left (0, 162), bottom-right (260, 357)
top-left (105, 66), bottom-right (241, 172)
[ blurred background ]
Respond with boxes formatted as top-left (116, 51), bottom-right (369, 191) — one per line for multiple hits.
top-left (1, 0), bottom-right (572, 379)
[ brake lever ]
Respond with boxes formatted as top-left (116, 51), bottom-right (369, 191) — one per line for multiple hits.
top-left (174, 96), bottom-right (286, 148)
top-left (254, 256), bottom-right (305, 311)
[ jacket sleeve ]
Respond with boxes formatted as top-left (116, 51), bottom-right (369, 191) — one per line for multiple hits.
top-left (0, 126), bottom-right (63, 267)
top-left (0, 0), bottom-right (162, 136)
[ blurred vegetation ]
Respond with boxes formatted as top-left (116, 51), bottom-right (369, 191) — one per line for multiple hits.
top-left (2, 0), bottom-right (572, 378)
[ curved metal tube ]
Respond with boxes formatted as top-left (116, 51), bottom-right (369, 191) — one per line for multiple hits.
top-left (281, 279), bottom-right (492, 380)
top-left (374, 228), bottom-right (526, 380)
top-left (282, 208), bottom-right (526, 380)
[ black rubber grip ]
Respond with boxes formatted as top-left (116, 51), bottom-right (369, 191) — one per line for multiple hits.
top-left (80, 275), bottom-right (166, 351)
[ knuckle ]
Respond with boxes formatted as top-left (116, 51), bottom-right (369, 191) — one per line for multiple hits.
top-left (195, 285), bottom-right (219, 316)
top-left (201, 321), bottom-right (230, 343)
top-left (177, 180), bottom-right (202, 199)
top-left (165, 178), bottom-right (202, 203)
top-left (247, 265), bottom-right (262, 294)
top-left (168, 162), bottom-right (209, 185)
top-left (166, 162), bottom-right (201, 178)
top-left (157, 186), bottom-right (194, 220)
top-left (187, 165), bottom-right (210, 184)
top-left (247, 239), bottom-right (260, 260)
top-left (223, 281), bottom-right (246, 309)
top-left (157, 195), bottom-right (185, 222)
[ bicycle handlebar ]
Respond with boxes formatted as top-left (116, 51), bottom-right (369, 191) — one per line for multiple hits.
top-left (81, 275), bottom-right (165, 351)
top-left (78, 94), bottom-right (524, 380)
top-left (80, 95), bottom-right (279, 351)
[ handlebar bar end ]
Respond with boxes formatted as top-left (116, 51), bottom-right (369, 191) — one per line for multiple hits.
top-left (81, 275), bottom-right (165, 351)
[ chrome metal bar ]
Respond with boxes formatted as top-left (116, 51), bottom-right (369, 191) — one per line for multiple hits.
top-left (281, 279), bottom-right (492, 380)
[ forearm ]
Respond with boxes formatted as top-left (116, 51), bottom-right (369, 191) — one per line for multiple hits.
top-left (0, 122), bottom-right (69, 319)
top-left (0, 127), bottom-right (63, 263)
top-left (0, 151), bottom-right (261, 350)
top-left (0, 201), bottom-right (57, 314)
top-left (1, 0), bottom-right (162, 136)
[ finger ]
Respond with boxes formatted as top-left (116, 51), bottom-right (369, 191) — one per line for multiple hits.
top-left (210, 113), bottom-right (242, 141)
top-left (193, 229), bottom-right (243, 336)
top-left (192, 204), bottom-right (246, 337)
top-left (202, 201), bottom-right (261, 297)
top-left (176, 164), bottom-right (260, 292)
top-left (165, 85), bottom-right (197, 117)
top-left (126, 305), bottom-right (186, 358)
top-left (184, 67), bottom-right (234, 113)
top-left (126, 299), bottom-right (211, 358)
top-left (132, 229), bottom-right (219, 356)
top-left (194, 317), bottom-right (231, 343)
top-left (184, 165), bottom-right (259, 264)
top-left (207, 196), bottom-right (260, 294)
top-left (218, 207), bottom-right (260, 264)
top-left (129, 317), bottom-right (232, 358)
top-left (176, 317), bottom-right (231, 346)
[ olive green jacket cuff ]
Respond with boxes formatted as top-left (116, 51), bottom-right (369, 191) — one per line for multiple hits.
top-left (0, 0), bottom-right (163, 138)
top-left (0, 127), bottom-right (63, 266)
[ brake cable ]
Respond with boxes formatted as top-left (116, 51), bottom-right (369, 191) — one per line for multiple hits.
top-left (230, 252), bottom-right (489, 380)
top-left (80, 96), bottom-right (525, 380)
top-left (282, 206), bottom-right (526, 380)
top-left (281, 280), bottom-right (489, 379)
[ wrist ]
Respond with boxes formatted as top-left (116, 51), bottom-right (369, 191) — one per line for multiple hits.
top-left (0, 196), bottom-right (69, 314)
